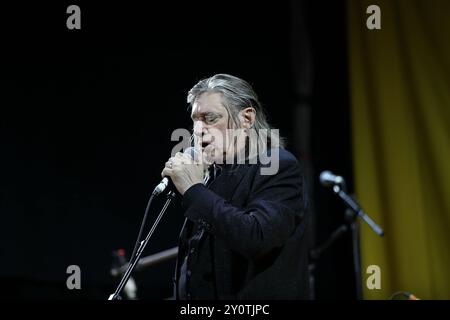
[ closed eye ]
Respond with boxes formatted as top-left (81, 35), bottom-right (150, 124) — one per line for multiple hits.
top-left (191, 112), bottom-right (222, 125)
top-left (204, 114), bottom-right (221, 124)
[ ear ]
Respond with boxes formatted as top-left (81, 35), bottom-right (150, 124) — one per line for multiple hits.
top-left (239, 107), bottom-right (256, 129)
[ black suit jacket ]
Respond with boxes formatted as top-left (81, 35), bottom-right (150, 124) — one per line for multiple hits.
top-left (174, 148), bottom-right (310, 299)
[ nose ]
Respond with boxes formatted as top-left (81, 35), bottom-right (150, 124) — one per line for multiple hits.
top-left (193, 120), bottom-right (206, 137)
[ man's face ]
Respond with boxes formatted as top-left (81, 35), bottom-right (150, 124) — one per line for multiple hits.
top-left (191, 92), bottom-right (231, 164)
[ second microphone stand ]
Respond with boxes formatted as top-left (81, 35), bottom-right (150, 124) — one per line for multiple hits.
top-left (309, 181), bottom-right (384, 300)
top-left (334, 182), bottom-right (384, 299)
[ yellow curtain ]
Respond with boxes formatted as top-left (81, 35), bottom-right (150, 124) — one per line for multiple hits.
top-left (347, 0), bottom-right (450, 299)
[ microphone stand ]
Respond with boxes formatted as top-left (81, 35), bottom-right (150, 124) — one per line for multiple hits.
top-left (344, 208), bottom-right (364, 300)
top-left (308, 224), bottom-right (348, 300)
top-left (331, 183), bottom-right (384, 300)
top-left (108, 191), bottom-right (176, 300)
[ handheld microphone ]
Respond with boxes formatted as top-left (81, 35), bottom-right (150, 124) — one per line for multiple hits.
top-left (152, 147), bottom-right (199, 195)
top-left (319, 170), bottom-right (345, 187)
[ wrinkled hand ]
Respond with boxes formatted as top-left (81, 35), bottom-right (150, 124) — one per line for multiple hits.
top-left (161, 152), bottom-right (205, 195)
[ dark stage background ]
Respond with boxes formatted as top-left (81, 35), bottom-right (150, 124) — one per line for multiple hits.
top-left (1, 1), bottom-right (356, 299)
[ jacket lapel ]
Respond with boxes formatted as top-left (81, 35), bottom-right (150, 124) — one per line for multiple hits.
top-left (208, 164), bottom-right (251, 201)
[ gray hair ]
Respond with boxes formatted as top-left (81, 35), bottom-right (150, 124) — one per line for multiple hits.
top-left (187, 73), bottom-right (285, 149)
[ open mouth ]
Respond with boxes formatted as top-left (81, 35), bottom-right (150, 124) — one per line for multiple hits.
top-left (201, 141), bottom-right (211, 149)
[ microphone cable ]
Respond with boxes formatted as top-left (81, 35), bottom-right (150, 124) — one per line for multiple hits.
top-left (389, 291), bottom-right (420, 300)
top-left (129, 192), bottom-right (156, 266)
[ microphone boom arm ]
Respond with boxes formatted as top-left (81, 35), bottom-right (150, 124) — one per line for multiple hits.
top-left (332, 185), bottom-right (384, 236)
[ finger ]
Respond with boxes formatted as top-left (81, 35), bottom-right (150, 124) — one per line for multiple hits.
top-left (161, 167), bottom-right (173, 178)
top-left (171, 157), bottom-right (184, 166)
top-left (165, 160), bottom-right (176, 168)
top-left (179, 153), bottom-right (195, 164)
top-left (165, 157), bottom-right (179, 168)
